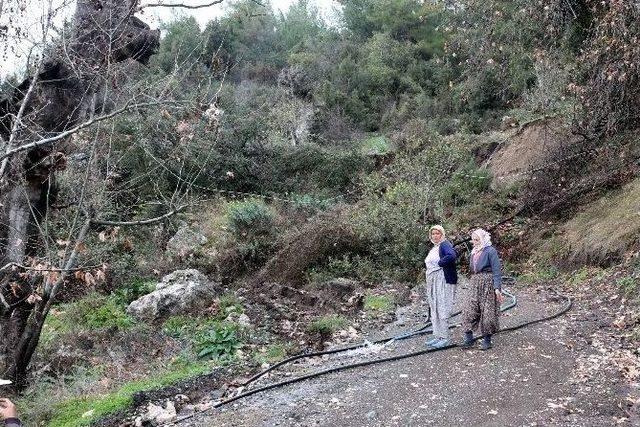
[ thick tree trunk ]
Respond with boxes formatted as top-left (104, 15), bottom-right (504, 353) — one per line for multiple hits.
top-left (0, 0), bottom-right (159, 387)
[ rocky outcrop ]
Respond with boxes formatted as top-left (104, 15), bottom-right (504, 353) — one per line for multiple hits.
top-left (165, 225), bottom-right (208, 259)
top-left (127, 270), bottom-right (220, 322)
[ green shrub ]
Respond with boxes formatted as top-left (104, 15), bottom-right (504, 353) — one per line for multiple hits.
top-left (218, 293), bottom-right (243, 315)
top-left (162, 315), bottom-right (198, 339)
top-left (617, 277), bottom-right (638, 297)
top-left (361, 134), bottom-right (391, 155)
top-left (290, 194), bottom-right (333, 213)
top-left (441, 161), bottom-right (492, 207)
top-left (82, 298), bottom-right (134, 330)
top-left (307, 254), bottom-right (382, 284)
top-left (307, 315), bottom-right (348, 335)
top-left (162, 315), bottom-right (243, 362)
top-left (195, 322), bottom-right (241, 361)
top-left (350, 180), bottom-right (430, 280)
top-left (364, 294), bottom-right (395, 312)
top-left (113, 278), bottom-right (156, 305)
top-left (225, 198), bottom-right (275, 239)
top-left (54, 294), bottom-right (134, 332)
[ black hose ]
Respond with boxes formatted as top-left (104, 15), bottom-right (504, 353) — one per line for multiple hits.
top-left (241, 286), bottom-right (517, 388)
top-left (208, 293), bottom-right (571, 412)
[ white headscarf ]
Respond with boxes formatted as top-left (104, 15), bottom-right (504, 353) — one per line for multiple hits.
top-left (471, 228), bottom-right (492, 254)
top-left (429, 225), bottom-right (446, 245)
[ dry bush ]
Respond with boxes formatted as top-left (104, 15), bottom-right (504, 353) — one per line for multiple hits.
top-left (519, 130), bottom-right (640, 218)
top-left (249, 206), bottom-right (362, 288)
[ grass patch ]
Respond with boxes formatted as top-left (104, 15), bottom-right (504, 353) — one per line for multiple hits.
top-left (253, 343), bottom-right (296, 365)
top-left (364, 294), bottom-right (395, 312)
top-left (519, 264), bottom-right (560, 284)
top-left (45, 361), bottom-right (211, 427)
top-left (617, 276), bottom-right (638, 297)
top-left (361, 134), bottom-right (390, 155)
top-left (40, 294), bottom-right (134, 348)
top-left (564, 266), bottom-right (608, 287)
top-left (307, 315), bottom-right (348, 335)
top-left (561, 178), bottom-right (640, 264)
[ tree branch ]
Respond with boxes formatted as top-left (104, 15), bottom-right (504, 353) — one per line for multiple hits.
top-left (90, 204), bottom-right (188, 226)
top-left (139, 0), bottom-right (265, 10)
top-left (0, 262), bottom-right (102, 273)
top-left (139, 0), bottom-right (224, 10)
top-left (0, 100), bottom-right (192, 164)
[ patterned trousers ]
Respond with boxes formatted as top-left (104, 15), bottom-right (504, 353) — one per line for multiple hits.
top-left (461, 273), bottom-right (500, 336)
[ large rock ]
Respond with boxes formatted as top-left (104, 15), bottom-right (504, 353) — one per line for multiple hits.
top-left (127, 270), bottom-right (219, 322)
top-left (165, 225), bottom-right (208, 259)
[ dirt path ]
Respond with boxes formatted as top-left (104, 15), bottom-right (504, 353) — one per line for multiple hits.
top-left (181, 282), bottom-right (636, 427)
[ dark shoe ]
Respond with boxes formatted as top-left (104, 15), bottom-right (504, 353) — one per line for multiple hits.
top-left (460, 331), bottom-right (474, 349)
top-left (480, 335), bottom-right (492, 351)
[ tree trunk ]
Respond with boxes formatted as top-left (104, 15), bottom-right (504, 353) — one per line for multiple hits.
top-left (0, 0), bottom-right (159, 387)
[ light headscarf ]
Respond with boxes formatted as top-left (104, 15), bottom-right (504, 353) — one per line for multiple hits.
top-left (429, 225), bottom-right (446, 245)
top-left (471, 228), bottom-right (492, 254)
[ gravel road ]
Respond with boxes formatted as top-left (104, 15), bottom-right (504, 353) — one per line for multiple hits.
top-left (183, 282), bottom-right (632, 427)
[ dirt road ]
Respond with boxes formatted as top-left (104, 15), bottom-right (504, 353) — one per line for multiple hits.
top-left (184, 282), bottom-right (637, 426)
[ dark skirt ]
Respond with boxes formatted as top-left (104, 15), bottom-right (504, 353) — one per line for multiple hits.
top-left (461, 273), bottom-right (500, 336)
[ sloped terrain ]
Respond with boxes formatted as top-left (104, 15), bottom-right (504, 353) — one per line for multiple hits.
top-left (551, 178), bottom-right (640, 266)
top-left (488, 119), bottom-right (578, 187)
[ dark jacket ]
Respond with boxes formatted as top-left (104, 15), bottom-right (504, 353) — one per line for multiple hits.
top-left (5, 419), bottom-right (21, 427)
top-left (437, 240), bottom-right (458, 285)
top-left (469, 245), bottom-right (502, 290)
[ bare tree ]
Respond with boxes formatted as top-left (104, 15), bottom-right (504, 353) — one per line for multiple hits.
top-left (0, 0), bottom-right (229, 388)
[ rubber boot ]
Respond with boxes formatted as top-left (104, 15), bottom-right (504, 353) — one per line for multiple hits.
top-left (425, 337), bottom-right (440, 347)
top-left (432, 338), bottom-right (451, 349)
top-left (480, 334), bottom-right (492, 351)
top-left (460, 331), bottom-right (474, 349)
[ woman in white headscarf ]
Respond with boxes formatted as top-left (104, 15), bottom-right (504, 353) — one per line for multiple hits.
top-left (424, 225), bottom-right (458, 348)
top-left (461, 228), bottom-right (504, 350)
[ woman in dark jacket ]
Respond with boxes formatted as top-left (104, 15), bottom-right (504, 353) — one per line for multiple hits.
top-left (461, 228), bottom-right (504, 350)
top-left (424, 225), bottom-right (458, 348)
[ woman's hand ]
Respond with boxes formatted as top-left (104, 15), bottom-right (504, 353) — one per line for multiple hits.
top-left (495, 289), bottom-right (505, 304)
top-left (0, 398), bottom-right (18, 419)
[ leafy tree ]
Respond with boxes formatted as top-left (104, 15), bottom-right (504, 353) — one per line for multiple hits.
top-left (152, 16), bottom-right (205, 74)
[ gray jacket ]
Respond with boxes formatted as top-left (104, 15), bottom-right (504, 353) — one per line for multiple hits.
top-left (469, 245), bottom-right (502, 290)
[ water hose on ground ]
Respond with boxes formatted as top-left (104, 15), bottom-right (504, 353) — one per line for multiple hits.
top-left (170, 285), bottom-right (573, 424)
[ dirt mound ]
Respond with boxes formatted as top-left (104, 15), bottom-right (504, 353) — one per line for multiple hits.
top-left (553, 178), bottom-right (640, 266)
top-left (488, 118), bottom-right (579, 186)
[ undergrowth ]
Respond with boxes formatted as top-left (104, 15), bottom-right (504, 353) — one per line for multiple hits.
top-left (40, 361), bottom-right (212, 427)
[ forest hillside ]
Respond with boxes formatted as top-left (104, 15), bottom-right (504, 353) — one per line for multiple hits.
top-left (0, 1), bottom-right (638, 426)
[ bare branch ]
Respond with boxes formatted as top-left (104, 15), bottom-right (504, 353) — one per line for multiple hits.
top-left (139, 0), bottom-right (265, 11)
top-left (139, 0), bottom-right (224, 10)
top-left (0, 262), bottom-right (102, 273)
top-left (0, 100), bottom-right (192, 164)
top-left (90, 204), bottom-right (188, 226)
